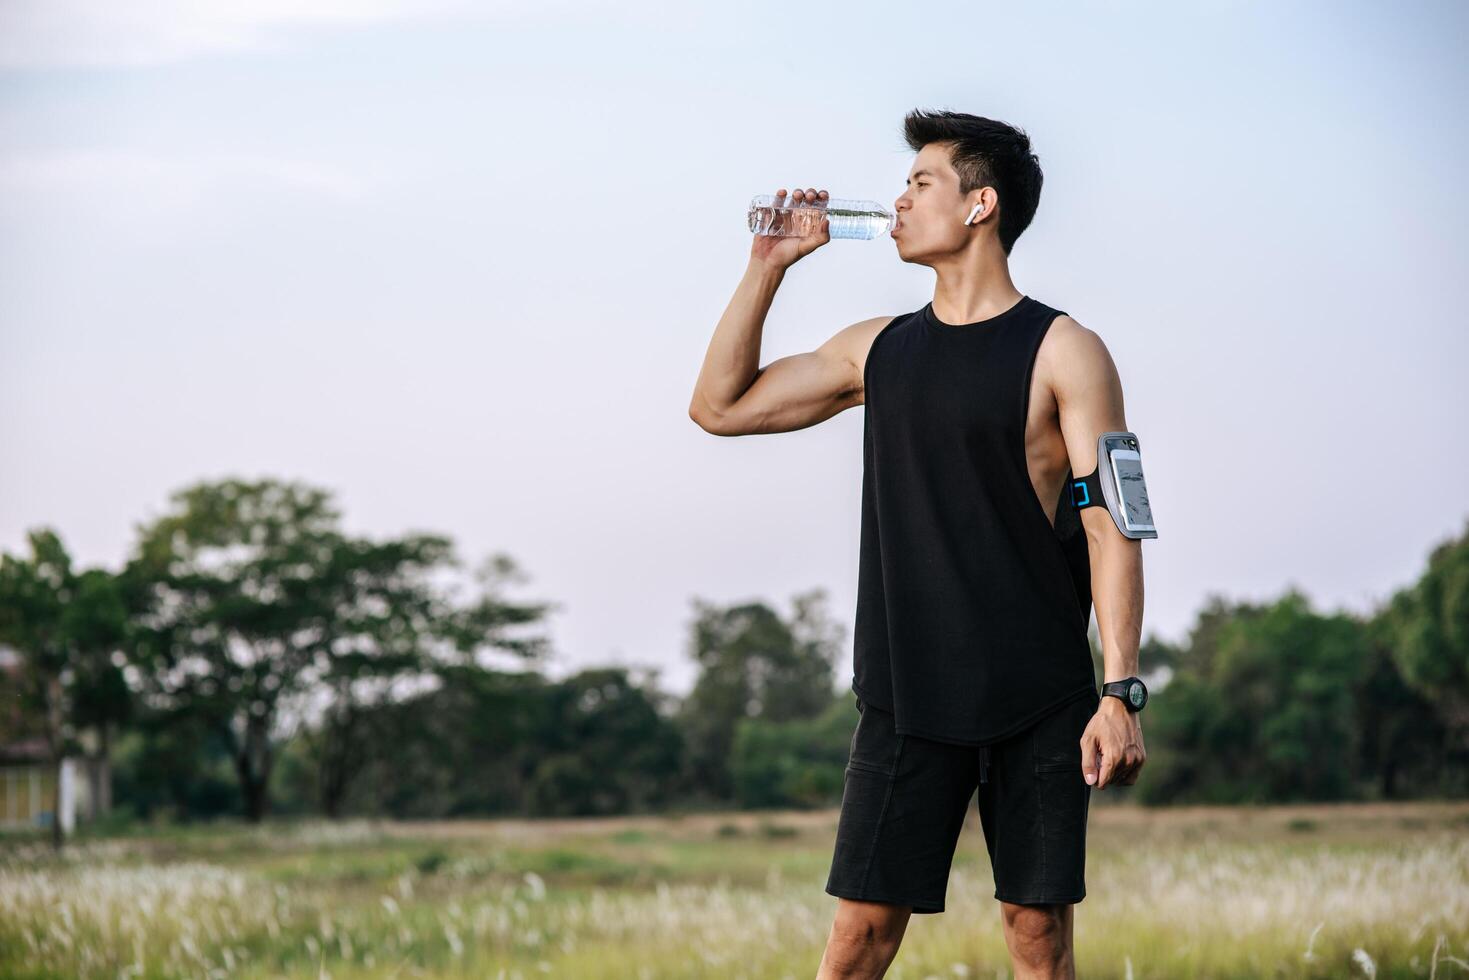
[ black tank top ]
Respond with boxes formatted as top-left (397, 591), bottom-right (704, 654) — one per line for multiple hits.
top-left (851, 294), bottom-right (1098, 746)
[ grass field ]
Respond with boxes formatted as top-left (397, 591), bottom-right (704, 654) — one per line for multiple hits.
top-left (2, 800), bottom-right (1467, 979)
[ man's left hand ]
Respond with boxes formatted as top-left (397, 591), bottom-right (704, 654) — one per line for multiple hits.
top-left (1081, 696), bottom-right (1146, 788)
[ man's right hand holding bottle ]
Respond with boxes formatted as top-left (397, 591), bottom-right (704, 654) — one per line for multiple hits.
top-left (749, 187), bottom-right (831, 271)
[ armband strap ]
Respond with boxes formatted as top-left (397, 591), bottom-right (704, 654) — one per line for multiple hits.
top-left (1071, 467), bottom-right (1103, 509)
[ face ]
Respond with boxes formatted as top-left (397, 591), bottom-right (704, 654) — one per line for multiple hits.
top-left (891, 143), bottom-right (989, 264)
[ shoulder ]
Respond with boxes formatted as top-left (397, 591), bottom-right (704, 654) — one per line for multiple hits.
top-left (834, 313), bottom-right (900, 345)
top-left (1036, 313), bottom-right (1121, 394)
top-left (1038, 312), bottom-right (1113, 365)
top-left (823, 313), bottom-right (905, 402)
top-left (821, 313), bottom-right (899, 371)
top-left (1041, 312), bottom-right (1102, 353)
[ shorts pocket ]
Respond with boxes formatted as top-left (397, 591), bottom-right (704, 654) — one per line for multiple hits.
top-left (1034, 755), bottom-right (1082, 774)
top-left (1031, 694), bottom-right (1094, 774)
top-left (846, 759), bottom-right (893, 776)
top-left (845, 701), bottom-right (901, 777)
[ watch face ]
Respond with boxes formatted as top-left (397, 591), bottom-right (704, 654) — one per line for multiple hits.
top-left (1128, 682), bottom-right (1145, 708)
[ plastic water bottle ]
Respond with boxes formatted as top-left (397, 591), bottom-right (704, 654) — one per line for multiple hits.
top-left (747, 194), bottom-right (895, 240)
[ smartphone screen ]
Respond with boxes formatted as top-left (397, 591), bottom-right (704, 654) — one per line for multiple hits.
top-left (1108, 448), bottom-right (1155, 533)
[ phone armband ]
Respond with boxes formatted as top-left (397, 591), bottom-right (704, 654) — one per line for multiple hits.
top-left (1070, 431), bottom-right (1158, 540)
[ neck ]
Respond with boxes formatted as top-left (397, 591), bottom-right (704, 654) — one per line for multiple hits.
top-left (929, 250), bottom-right (1021, 324)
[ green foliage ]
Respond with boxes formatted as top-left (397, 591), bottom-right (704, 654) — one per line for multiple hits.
top-left (676, 589), bottom-right (845, 801)
top-left (316, 665), bottom-right (685, 819)
top-left (109, 715), bottom-right (241, 821)
top-left (121, 476), bottom-right (555, 822)
top-left (729, 695), bottom-right (854, 808)
top-left (1138, 590), bottom-right (1370, 804)
top-left (1377, 518), bottom-right (1469, 751)
top-left (0, 529), bottom-right (132, 848)
top-left (7, 481), bottom-right (1468, 825)
top-left (527, 668), bottom-right (685, 816)
top-left (1352, 639), bottom-right (1451, 798)
top-left (0, 530), bottom-right (132, 754)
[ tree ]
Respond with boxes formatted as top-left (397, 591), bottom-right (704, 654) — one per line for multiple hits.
top-left (527, 668), bottom-right (684, 816)
top-left (730, 695), bottom-right (852, 808)
top-left (1138, 589), bottom-right (1370, 803)
top-left (63, 568), bottom-right (134, 821)
top-left (348, 666), bottom-right (552, 818)
top-left (1377, 520), bottom-right (1469, 754)
top-left (677, 588), bottom-right (844, 801)
top-left (0, 530), bottom-right (130, 848)
top-left (1353, 635), bottom-right (1448, 798)
top-left (126, 477), bottom-right (556, 822)
top-left (304, 548), bottom-right (555, 818)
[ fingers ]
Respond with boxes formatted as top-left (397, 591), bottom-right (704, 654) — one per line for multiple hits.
top-left (773, 186), bottom-right (832, 246)
top-left (1082, 716), bottom-right (1146, 790)
top-left (1097, 749), bottom-right (1145, 788)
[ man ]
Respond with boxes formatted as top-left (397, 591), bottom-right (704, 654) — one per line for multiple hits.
top-left (688, 109), bottom-right (1151, 979)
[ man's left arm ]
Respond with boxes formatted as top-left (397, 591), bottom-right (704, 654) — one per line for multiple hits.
top-left (1049, 316), bottom-right (1147, 790)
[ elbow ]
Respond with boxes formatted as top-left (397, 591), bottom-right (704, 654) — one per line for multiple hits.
top-left (689, 387), bottom-right (752, 435)
top-left (688, 402), bottom-right (729, 436)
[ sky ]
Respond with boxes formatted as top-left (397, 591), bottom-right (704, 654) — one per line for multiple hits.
top-left (2, 1), bottom-right (1466, 698)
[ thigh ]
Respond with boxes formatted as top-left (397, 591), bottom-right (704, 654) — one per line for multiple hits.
top-left (976, 691), bottom-right (1098, 905)
top-left (825, 699), bottom-right (977, 914)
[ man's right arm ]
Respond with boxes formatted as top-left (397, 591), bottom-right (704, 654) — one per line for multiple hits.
top-left (688, 258), bottom-right (878, 436)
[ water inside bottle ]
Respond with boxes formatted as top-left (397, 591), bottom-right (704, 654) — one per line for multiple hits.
top-left (747, 195), bottom-right (895, 240)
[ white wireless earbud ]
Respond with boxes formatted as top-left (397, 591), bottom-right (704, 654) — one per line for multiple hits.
top-left (964, 202), bottom-right (985, 226)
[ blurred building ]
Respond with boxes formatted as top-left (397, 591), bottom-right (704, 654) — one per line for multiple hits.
top-left (0, 644), bottom-right (93, 833)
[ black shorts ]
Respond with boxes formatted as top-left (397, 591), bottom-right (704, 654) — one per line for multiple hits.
top-left (824, 689), bottom-right (1099, 913)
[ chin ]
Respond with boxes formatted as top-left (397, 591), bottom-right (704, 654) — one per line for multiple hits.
top-left (893, 243), bottom-right (925, 266)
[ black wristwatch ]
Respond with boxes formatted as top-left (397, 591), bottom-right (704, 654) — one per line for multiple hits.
top-left (1102, 676), bottom-right (1148, 712)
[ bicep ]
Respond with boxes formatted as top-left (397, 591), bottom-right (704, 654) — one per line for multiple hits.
top-left (1052, 323), bottom-right (1129, 535)
top-left (710, 326), bottom-right (867, 435)
top-left (744, 346), bottom-right (861, 432)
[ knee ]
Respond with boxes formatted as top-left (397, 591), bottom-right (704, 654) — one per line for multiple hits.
top-left (830, 916), bottom-right (902, 950)
top-left (821, 904), bottom-right (908, 976)
top-left (1001, 902), bottom-right (1070, 962)
top-left (1002, 901), bottom-right (1063, 936)
top-left (821, 932), bottom-right (897, 978)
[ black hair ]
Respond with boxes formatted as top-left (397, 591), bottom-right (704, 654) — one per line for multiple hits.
top-left (901, 108), bottom-right (1043, 256)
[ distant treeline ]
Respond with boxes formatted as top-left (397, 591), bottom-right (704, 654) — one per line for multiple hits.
top-left (1, 477), bottom-right (1465, 836)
